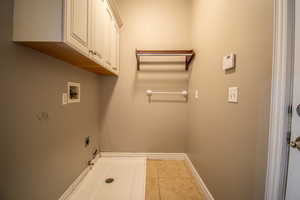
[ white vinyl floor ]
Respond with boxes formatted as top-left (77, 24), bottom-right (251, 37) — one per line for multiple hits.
top-left (68, 157), bottom-right (146, 200)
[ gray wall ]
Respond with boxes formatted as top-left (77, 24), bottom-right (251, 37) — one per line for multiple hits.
top-left (0, 1), bottom-right (104, 199)
top-left (98, 0), bottom-right (192, 152)
top-left (187, 0), bottom-right (273, 199)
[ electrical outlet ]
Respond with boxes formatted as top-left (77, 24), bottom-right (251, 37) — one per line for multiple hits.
top-left (62, 93), bottom-right (68, 105)
top-left (228, 87), bottom-right (238, 103)
top-left (195, 90), bottom-right (199, 99)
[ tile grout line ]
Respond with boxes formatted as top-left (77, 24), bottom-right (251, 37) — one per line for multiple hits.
top-left (157, 160), bottom-right (162, 200)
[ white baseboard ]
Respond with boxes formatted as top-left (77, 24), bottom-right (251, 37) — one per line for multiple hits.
top-left (101, 152), bottom-right (186, 160)
top-left (184, 154), bottom-right (215, 200)
top-left (59, 167), bottom-right (90, 200)
top-left (58, 155), bottom-right (99, 200)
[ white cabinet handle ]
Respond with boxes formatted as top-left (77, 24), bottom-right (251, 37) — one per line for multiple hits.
top-left (89, 50), bottom-right (97, 55)
top-left (106, 8), bottom-right (112, 19)
top-left (94, 51), bottom-right (102, 58)
top-left (89, 50), bottom-right (102, 57)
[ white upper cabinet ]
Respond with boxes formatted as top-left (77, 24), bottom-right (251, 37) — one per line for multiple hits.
top-left (91, 0), bottom-right (106, 63)
top-left (65, 0), bottom-right (90, 55)
top-left (104, 5), bottom-right (113, 68)
top-left (13, 0), bottom-right (123, 76)
top-left (103, 3), bottom-right (120, 73)
top-left (90, 0), bottom-right (120, 73)
top-left (111, 22), bottom-right (120, 73)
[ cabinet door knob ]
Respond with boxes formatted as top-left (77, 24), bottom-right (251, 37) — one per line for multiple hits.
top-left (89, 50), bottom-right (98, 56)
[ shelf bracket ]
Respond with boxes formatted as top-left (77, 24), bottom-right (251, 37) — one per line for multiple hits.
top-left (136, 49), bottom-right (195, 71)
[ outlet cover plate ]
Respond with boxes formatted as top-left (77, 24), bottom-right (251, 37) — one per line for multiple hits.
top-left (62, 93), bottom-right (68, 105)
top-left (228, 87), bottom-right (238, 103)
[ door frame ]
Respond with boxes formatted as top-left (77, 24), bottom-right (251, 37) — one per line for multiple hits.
top-left (265, 0), bottom-right (295, 199)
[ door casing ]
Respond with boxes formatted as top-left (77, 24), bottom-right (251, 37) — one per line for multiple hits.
top-left (265, 0), bottom-right (295, 200)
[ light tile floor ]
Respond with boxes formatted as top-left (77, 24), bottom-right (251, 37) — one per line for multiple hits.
top-left (146, 160), bottom-right (206, 200)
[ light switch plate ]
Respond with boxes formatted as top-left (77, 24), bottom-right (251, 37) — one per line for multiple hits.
top-left (228, 87), bottom-right (238, 103)
top-left (223, 53), bottom-right (236, 70)
top-left (195, 90), bottom-right (199, 99)
top-left (62, 93), bottom-right (68, 105)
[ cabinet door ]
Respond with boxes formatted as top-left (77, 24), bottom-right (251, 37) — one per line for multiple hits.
top-left (116, 28), bottom-right (120, 73)
top-left (103, 5), bottom-right (113, 68)
top-left (65, 0), bottom-right (90, 55)
top-left (91, 0), bottom-right (106, 63)
top-left (110, 22), bottom-right (119, 73)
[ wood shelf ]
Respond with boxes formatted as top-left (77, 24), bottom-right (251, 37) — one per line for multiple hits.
top-left (20, 42), bottom-right (115, 75)
top-left (136, 50), bottom-right (195, 71)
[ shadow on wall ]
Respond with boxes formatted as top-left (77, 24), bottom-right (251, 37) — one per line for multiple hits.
top-left (98, 76), bottom-right (118, 129)
top-left (134, 57), bottom-right (189, 103)
top-left (98, 50), bottom-right (190, 152)
top-left (0, 0), bottom-right (106, 199)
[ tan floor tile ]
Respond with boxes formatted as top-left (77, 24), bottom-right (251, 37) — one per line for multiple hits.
top-left (159, 177), bottom-right (204, 200)
top-left (158, 160), bottom-right (192, 178)
top-left (146, 177), bottom-right (160, 200)
top-left (146, 160), bottom-right (206, 200)
top-left (147, 160), bottom-right (161, 178)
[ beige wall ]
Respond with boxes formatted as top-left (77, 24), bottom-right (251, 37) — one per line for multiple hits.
top-left (187, 0), bottom-right (273, 199)
top-left (0, 0), bottom-right (273, 199)
top-left (98, 0), bottom-right (192, 152)
top-left (0, 1), bottom-right (102, 199)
